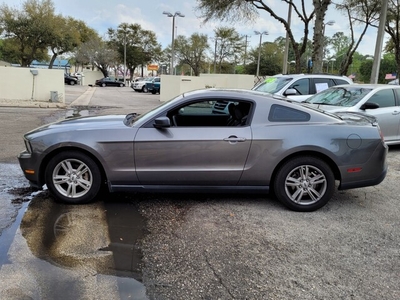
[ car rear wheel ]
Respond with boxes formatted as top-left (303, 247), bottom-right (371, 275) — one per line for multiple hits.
top-left (273, 156), bottom-right (335, 212)
top-left (119, 83), bottom-right (124, 87)
top-left (45, 151), bottom-right (102, 204)
top-left (142, 86), bottom-right (148, 93)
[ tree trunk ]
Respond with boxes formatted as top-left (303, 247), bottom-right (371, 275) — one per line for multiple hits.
top-left (312, 0), bottom-right (331, 73)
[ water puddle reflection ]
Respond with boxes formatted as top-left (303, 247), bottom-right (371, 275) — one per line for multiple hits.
top-left (1, 185), bottom-right (149, 299)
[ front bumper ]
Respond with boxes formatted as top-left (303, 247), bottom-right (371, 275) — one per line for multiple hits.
top-left (18, 150), bottom-right (43, 189)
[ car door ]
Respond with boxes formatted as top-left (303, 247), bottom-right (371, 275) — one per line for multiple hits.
top-left (284, 78), bottom-right (311, 102)
top-left (362, 88), bottom-right (400, 142)
top-left (134, 100), bottom-right (253, 186)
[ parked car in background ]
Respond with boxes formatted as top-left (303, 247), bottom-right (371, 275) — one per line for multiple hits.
top-left (18, 89), bottom-right (387, 212)
top-left (95, 77), bottom-right (125, 87)
top-left (146, 77), bottom-right (161, 94)
top-left (64, 73), bottom-right (78, 85)
top-left (252, 74), bottom-right (353, 102)
top-left (302, 84), bottom-right (400, 145)
top-left (131, 77), bottom-right (154, 92)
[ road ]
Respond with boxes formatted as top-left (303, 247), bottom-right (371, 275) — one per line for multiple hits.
top-left (0, 85), bottom-right (399, 299)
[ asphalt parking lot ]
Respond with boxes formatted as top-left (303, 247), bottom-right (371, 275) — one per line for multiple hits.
top-left (0, 85), bottom-right (399, 299)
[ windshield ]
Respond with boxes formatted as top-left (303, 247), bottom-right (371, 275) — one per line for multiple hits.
top-left (304, 87), bottom-right (372, 107)
top-left (253, 77), bottom-right (292, 94)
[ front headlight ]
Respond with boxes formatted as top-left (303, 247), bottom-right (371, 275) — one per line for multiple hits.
top-left (24, 139), bottom-right (33, 153)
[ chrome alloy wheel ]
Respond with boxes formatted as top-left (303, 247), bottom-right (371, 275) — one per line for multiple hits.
top-left (52, 158), bottom-right (93, 198)
top-left (284, 164), bottom-right (327, 205)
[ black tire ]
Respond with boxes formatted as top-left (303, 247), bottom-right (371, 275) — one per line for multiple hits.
top-left (119, 83), bottom-right (124, 87)
top-left (70, 80), bottom-right (75, 85)
top-left (273, 156), bottom-right (335, 212)
top-left (45, 151), bottom-right (102, 204)
top-left (151, 89), bottom-right (156, 94)
top-left (142, 86), bottom-right (148, 93)
top-left (101, 83), bottom-right (106, 87)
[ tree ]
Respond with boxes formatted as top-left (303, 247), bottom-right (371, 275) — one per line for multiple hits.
top-left (245, 41), bottom-right (282, 76)
top-left (335, 0), bottom-right (379, 75)
top-left (174, 33), bottom-right (209, 76)
top-left (213, 27), bottom-right (244, 73)
top-left (75, 37), bottom-right (118, 77)
top-left (107, 23), bottom-right (161, 79)
top-left (0, 0), bottom-right (55, 67)
top-left (196, 0), bottom-right (324, 73)
top-left (47, 17), bottom-right (97, 69)
top-left (384, 0), bottom-right (400, 80)
top-left (311, 0), bottom-right (332, 73)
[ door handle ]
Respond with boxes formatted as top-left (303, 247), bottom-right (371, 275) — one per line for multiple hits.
top-left (223, 136), bottom-right (246, 142)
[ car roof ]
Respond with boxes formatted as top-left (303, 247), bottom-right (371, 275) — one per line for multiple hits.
top-left (182, 88), bottom-right (304, 103)
top-left (274, 73), bottom-right (352, 80)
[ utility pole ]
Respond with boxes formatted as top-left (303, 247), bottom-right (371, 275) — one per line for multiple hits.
top-left (370, 0), bottom-right (388, 84)
top-left (282, 0), bottom-right (292, 74)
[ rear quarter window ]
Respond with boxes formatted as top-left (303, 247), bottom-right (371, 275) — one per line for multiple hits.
top-left (268, 104), bottom-right (311, 122)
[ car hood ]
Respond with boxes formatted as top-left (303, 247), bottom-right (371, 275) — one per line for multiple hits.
top-left (25, 115), bottom-right (128, 137)
top-left (303, 103), bottom-right (353, 112)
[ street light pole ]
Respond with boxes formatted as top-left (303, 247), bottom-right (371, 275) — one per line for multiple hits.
top-left (123, 33), bottom-right (127, 86)
top-left (213, 37), bottom-right (221, 74)
top-left (254, 31), bottom-right (268, 77)
top-left (163, 11), bottom-right (185, 75)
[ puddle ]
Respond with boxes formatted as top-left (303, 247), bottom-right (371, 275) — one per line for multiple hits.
top-left (0, 201), bottom-right (29, 266)
top-left (0, 184), bottom-right (149, 299)
top-left (65, 109), bottom-right (89, 118)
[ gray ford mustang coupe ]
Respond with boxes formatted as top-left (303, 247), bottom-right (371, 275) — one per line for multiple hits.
top-left (18, 89), bottom-right (388, 212)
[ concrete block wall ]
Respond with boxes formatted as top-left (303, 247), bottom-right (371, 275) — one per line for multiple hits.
top-left (0, 67), bottom-right (65, 103)
top-left (159, 74), bottom-right (256, 102)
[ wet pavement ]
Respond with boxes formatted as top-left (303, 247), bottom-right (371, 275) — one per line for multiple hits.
top-left (1, 87), bottom-right (400, 299)
top-left (0, 87), bottom-right (161, 299)
top-left (0, 176), bottom-right (149, 299)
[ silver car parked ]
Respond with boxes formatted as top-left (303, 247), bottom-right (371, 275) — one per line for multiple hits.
top-left (18, 89), bottom-right (388, 212)
top-left (303, 84), bottom-right (400, 145)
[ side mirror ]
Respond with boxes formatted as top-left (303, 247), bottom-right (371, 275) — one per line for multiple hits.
top-left (284, 88), bottom-right (297, 96)
top-left (153, 117), bottom-right (171, 128)
top-left (360, 102), bottom-right (379, 110)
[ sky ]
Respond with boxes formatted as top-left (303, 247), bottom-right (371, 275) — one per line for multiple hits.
top-left (4, 0), bottom-right (386, 58)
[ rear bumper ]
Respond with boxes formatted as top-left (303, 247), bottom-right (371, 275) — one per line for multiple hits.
top-left (339, 142), bottom-right (388, 190)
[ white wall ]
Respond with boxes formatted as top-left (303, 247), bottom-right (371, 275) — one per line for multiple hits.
top-left (160, 74), bottom-right (255, 101)
top-left (0, 67), bottom-right (65, 103)
top-left (79, 71), bottom-right (104, 86)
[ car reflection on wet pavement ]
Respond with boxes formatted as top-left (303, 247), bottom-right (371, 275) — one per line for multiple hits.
top-left (0, 187), bottom-right (149, 300)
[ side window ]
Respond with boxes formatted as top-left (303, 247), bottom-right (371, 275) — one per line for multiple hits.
top-left (268, 104), bottom-right (310, 122)
top-left (335, 79), bottom-right (350, 85)
top-left (288, 79), bottom-right (310, 95)
top-left (393, 89), bottom-right (400, 104)
top-left (367, 90), bottom-right (396, 108)
top-left (314, 78), bottom-right (334, 93)
top-left (169, 100), bottom-right (252, 127)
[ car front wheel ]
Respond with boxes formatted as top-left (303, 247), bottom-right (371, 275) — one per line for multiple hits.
top-left (142, 86), bottom-right (148, 93)
top-left (45, 151), bottom-right (102, 204)
top-left (101, 83), bottom-right (106, 87)
top-left (70, 80), bottom-right (75, 85)
top-left (273, 156), bottom-right (335, 212)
